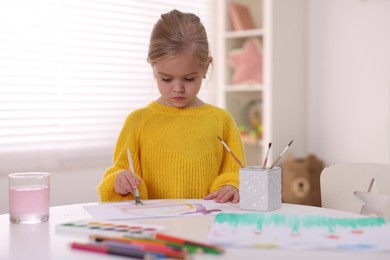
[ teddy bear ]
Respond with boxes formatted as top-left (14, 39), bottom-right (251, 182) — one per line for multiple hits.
top-left (281, 154), bottom-right (324, 207)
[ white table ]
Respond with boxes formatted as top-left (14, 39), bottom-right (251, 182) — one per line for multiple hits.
top-left (1, 201), bottom-right (389, 260)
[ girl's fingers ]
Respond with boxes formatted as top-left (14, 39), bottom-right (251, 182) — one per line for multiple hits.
top-left (204, 186), bottom-right (239, 203)
top-left (114, 170), bottom-right (139, 195)
top-left (203, 190), bottom-right (218, 200)
top-left (231, 191), bottom-right (240, 204)
top-left (123, 171), bottom-right (138, 189)
top-left (216, 188), bottom-right (234, 203)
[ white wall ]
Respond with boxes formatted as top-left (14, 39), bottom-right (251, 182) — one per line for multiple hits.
top-left (307, 0), bottom-right (390, 166)
top-left (0, 166), bottom-right (104, 214)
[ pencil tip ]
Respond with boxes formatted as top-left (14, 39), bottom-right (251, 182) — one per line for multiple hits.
top-left (217, 136), bottom-right (222, 141)
top-left (288, 139), bottom-right (294, 146)
top-left (268, 142), bottom-right (272, 148)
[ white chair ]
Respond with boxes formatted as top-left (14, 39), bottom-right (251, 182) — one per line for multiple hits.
top-left (320, 163), bottom-right (390, 219)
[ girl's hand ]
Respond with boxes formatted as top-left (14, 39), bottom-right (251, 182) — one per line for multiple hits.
top-left (114, 170), bottom-right (141, 195)
top-left (204, 185), bottom-right (239, 204)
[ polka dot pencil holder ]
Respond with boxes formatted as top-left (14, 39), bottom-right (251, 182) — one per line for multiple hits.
top-left (239, 167), bottom-right (282, 211)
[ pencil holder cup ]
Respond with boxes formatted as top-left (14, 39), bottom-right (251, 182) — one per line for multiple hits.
top-left (239, 167), bottom-right (282, 211)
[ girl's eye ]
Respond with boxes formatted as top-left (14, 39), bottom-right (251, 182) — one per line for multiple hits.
top-left (185, 78), bottom-right (195, 82)
top-left (162, 78), bottom-right (172, 82)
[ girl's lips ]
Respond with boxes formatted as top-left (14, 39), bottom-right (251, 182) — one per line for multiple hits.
top-left (172, 97), bottom-right (185, 100)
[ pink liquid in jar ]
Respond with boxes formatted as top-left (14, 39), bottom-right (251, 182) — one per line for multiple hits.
top-left (9, 185), bottom-right (49, 215)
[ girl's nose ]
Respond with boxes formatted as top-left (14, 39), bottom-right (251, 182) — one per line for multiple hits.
top-left (173, 81), bottom-right (184, 93)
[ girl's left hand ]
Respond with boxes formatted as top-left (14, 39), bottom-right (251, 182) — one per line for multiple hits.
top-left (204, 185), bottom-right (239, 204)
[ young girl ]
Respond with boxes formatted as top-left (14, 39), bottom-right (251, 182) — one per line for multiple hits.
top-left (98, 9), bottom-right (246, 204)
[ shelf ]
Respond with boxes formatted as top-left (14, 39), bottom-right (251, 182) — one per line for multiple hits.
top-left (219, 0), bottom-right (306, 166)
top-left (225, 28), bottom-right (264, 39)
top-left (221, 0), bottom-right (265, 166)
top-left (240, 134), bottom-right (264, 146)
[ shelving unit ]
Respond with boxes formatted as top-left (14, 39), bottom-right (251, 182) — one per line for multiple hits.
top-left (216, 0), bottom-right (306, 166)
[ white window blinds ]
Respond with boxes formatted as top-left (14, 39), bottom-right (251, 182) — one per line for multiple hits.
top-left (0, 0), bottom-right (217, 173)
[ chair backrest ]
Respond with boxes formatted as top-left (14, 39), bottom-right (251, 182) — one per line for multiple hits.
top-left (320, 163), bottom-right (390, 214)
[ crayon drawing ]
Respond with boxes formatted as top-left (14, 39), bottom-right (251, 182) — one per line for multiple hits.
top-left (84, 199), bottom-right (241, 220)
top-left (207, 213), bottom-right (390, 252)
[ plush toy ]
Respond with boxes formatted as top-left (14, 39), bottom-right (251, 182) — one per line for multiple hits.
top-left (281, 154), bottom-right (324, 207)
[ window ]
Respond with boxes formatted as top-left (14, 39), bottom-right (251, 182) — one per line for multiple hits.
top-left (0, 0), bottom-right (217, 173)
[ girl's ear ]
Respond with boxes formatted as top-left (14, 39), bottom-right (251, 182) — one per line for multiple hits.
top-left (204, 57), bottom-right (213, 77)
top-left (207, 57), bottom-right (213, 69)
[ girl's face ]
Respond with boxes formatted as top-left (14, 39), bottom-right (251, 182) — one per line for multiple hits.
top-left (153, 52), bottom-right (208, 108)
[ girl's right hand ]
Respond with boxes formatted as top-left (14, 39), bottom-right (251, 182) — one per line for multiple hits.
top-left (114, 170), bottom-right (141, 195)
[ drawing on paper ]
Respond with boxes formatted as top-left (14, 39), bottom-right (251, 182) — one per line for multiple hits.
top-left (207, 213), bottom-right (390, 252)
top-left (84, 199), bottom-right (241, 220)
top-left (107, 200), bottom-right (222, 217)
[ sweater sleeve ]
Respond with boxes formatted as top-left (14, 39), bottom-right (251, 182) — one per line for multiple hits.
top-left (97, 111), bottom-right (149, 202)
top-left (209, 111), bottom-right (246, 193)
top-left (97, 166), bottom-right (148, 202)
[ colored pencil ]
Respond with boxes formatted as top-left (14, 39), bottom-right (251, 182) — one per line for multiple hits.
top-left (269, 139), bottom-right (293, 169)
top-left (70, 242), bottom-right (150, 259)
top-left (126, 235), bottom-right (222, 255)
top-left (155, 232), bottom-right (225, 254)
top-left (91, 235), bottom-right (187, 259)
top-left (217, 136), bottom-right (244, 168)
top-left (101, 240), bottom-right (183, 259)
top-left (92, 233), bottom-right (224, 255)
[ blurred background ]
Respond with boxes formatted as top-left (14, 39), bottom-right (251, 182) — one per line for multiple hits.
top-left (1, 0), bottom-right (389, 213)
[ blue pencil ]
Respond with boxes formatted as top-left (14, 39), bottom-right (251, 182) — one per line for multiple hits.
top-left (101, 240), bottom-right (167, 258)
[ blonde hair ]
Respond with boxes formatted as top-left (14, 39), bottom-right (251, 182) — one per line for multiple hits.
top-left (147, 9), bottom-right (212, 68)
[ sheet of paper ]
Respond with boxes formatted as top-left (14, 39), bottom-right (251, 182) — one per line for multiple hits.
top-left (207, 213), bottom-right (390, 252)
top-left (84, 199), bottom-right (242, 220)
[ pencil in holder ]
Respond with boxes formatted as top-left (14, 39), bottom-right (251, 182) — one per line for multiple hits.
top-left (239, 166), bottom-right (282, 211)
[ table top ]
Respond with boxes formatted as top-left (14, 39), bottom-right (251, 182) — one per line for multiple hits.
top-left (1, 201), bottom-right (389, 260)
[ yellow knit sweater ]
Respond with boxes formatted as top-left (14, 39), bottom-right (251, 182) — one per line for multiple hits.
top-left (98, 101), bottom-right (246, 202)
